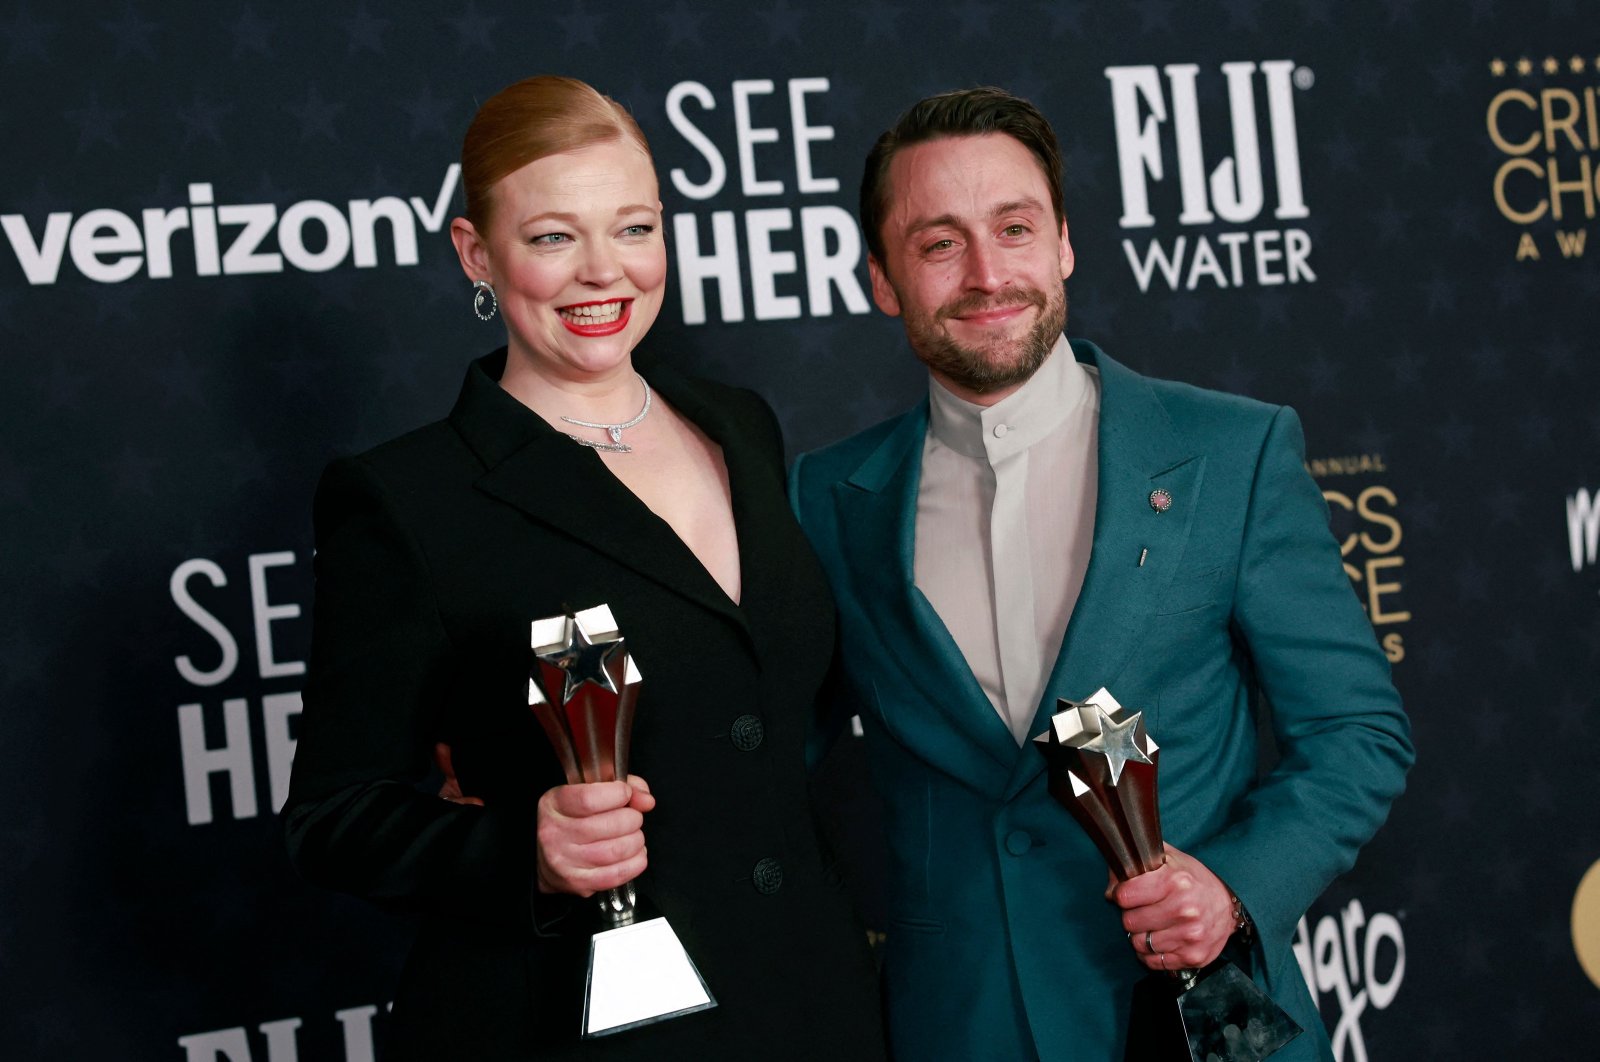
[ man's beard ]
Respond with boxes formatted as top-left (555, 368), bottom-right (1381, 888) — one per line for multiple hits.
top-left (902, 283), bottom-right (1068, 396)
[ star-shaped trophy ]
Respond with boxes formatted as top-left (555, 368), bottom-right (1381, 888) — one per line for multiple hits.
top-left (1033, 691), bottom-right (1163, 880)
top-left (528, 605), bottom-right (715, 1039)
top-left (1034, 688), bottom-right (1301, 1062)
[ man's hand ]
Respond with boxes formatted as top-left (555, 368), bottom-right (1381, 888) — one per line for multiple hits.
top-left (535, 777), bottom-right (656, 897)
top-left (1109, 843), bottom-right (1237, 972)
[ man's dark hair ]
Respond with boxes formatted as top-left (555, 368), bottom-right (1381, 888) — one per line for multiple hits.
top-left (859, 86), bottom-right (1066, 263)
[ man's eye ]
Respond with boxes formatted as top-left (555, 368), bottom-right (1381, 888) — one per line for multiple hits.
top-left (1002, 224), bottom-right (1028, 237)
top-left (925, 238), bottom-right (955, 253)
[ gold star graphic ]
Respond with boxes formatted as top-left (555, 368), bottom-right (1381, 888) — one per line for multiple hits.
top-left (1543, 56), bottom-right (1559, 75)
top-left (1572, 56), bottom-right (1587, 74)
top-left (1516, 57), bottom-right (1533, 75)
top-left (1490, 58), bottom-right (1506, 76)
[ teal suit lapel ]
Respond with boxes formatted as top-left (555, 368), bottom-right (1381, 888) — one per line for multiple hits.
top-left (1004, 344), bottom-right (1204, 800)
top-left (835, 403), bottom-right (1019, 793)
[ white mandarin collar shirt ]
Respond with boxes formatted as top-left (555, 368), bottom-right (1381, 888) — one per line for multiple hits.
top-left (913, 335), bottom-right (1101, 743)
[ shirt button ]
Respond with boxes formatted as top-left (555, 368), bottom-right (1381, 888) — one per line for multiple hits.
top-left (752, 857), bottom-right (784, 894)
top-left (993, 423), bottom-right (1010, 438)
top-left (730, 714), bottom-right (764, 751)
top-left (1005, 830), bottom-right (1032, 856)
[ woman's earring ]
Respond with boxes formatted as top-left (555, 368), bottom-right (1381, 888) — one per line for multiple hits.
top-left (472, 279), bottom-right (497, 321)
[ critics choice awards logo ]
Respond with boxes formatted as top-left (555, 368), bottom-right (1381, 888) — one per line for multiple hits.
top-left (1487, 55), bottom-right (1600, 262)
top-left (1307, 453), bottom-right (1409, 665)
top-left (1105, 60), bottom-right (1315, 293)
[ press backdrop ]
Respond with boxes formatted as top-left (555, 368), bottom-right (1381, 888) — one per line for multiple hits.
top-left (2, 1), bottom-right (1598, 1058)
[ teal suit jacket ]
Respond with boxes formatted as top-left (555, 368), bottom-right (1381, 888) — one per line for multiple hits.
top-left (790, 340), bottom-right (1413, 1061)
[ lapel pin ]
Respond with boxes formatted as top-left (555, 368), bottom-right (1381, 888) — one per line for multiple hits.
top-left (1149, 489), bottom-right (1173, 514)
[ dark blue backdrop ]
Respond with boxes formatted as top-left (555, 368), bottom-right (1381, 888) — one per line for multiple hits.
top-left (2, 1), bottom-right (1598, 1058)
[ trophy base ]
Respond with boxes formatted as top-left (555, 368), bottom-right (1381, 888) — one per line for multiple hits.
top-left (1124, 959), bottom-right (1301, 1062)
top-left (581, 916), bottom-right (717, 1038)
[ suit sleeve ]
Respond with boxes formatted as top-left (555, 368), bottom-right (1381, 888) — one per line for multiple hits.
top-left (1188, 406), bottom-right (1414, 956)
top-left (283, 457), bottom-right (565, 935)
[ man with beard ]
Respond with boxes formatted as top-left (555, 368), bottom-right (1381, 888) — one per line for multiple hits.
top-left (789, 88), bottom-right (1412, 1061)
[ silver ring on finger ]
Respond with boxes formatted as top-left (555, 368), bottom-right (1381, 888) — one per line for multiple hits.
top-left (1144, 931), bottom-right (1154, 954)
top-left (1159, 952), bottom-right (1169, 972)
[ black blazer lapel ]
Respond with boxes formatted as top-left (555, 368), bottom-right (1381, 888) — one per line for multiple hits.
top-left (449, 351), bottom-right (746, 635)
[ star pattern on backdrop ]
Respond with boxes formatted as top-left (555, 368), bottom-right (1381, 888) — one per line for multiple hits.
top-left (176, 93), bottom-right (233, 147)
top-left (655, 0), bottom-right (709, 48)
top-left (1222, 0), bottom-right (1263, 33)
top-left (1130, 0), bottom-right (1176, 34)
top-left (950, 0), bottom-right (997, 37)
top-left (100, 3), bottom-right (159, 61)
top-left (403, 84), bottom-right (456, 140)
top-left (3, 5), bottom-right (57, 61)
top-left (448, 2), bottom-right (499, 52)
top-left (229, 6), bottom-right (274, 58)
top-left (557, 4), bottom-right (602, 47)
top-left (64, 92), bottom-right (124, 152)
top-left (1037, 0), bottom-right (1087, 37)
top-left (289, 85), bottom-right (345, 141)
top-left (338, 6), bottom-right (389, 53)
top-left (50, 531), bottom-right (112, 590)
top-left (757, 0), bottom-right (806, 44)
top-left (1384, 0), bottom-right (1420, 24)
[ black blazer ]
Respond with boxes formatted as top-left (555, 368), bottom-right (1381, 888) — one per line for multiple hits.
top-left (285, 351), bottom-right (883, 1061)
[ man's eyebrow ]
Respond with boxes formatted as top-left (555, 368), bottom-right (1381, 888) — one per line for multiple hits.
top-left (903, 198), bottom-right (1049, 238)
top-left (992, 197), bottom-right (1047, 217)
top-left (905, 213), bottom-right (961, 237)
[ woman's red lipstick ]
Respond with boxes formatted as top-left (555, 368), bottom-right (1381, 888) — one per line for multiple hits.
top-left (558, 299), bottom-right (631, 337)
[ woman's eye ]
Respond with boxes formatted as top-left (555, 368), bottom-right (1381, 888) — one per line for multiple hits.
top-left (531, 233), bottom-right (570, 246)
top-left (621, 224), bottom-right (655, 237)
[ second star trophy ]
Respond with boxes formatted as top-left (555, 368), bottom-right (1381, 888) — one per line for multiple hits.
top-left (1033, 688), bottom-right (1301, 1062)
top-left (528, 605), bottom-right (716, 1038)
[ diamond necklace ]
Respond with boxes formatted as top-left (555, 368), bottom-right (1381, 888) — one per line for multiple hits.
top-left (559, 373), bottom-right (652, 453)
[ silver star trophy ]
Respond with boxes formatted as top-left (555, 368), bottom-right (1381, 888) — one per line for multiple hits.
top-left (529, 605), bottom-right (716, 1038)
top-left (1033, 688), bottom-right (1300, 1062)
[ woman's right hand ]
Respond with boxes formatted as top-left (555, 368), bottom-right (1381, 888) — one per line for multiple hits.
top-left (535, 776), bottom-right (655, 897)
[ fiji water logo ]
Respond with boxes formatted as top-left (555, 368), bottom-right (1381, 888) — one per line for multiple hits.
top-left (1105, 60), bottom-right (1315, 292)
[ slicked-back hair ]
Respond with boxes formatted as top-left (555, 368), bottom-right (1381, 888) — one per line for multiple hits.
top-left (460, 75), bottom-right (652, 230)
top-left (859, 86), bottom-right (1066, 263)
